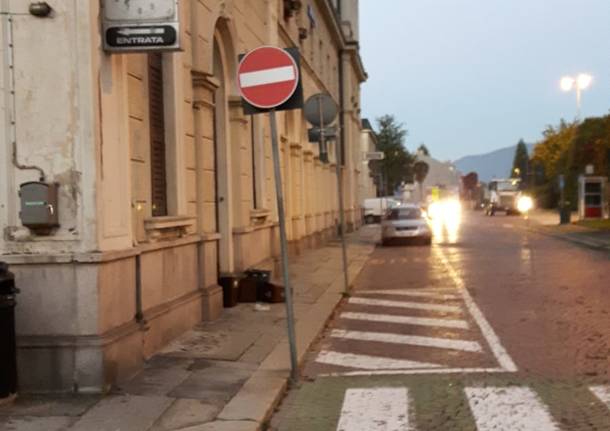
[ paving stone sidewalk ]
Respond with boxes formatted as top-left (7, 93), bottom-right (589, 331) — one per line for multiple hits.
top-left (0, 227), bottom-right (378, 431)
top-left (526, 210), bottom-right (610, 251)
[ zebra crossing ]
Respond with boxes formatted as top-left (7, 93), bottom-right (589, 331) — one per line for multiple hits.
top-left (308, 284), bottom-right (515, 377)
top-left (336, 385), bottom-right (610, 430)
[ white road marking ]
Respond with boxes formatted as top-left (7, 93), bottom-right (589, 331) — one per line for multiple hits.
top-left (239, 65), bottom-right (295, 88)
top-left (336, 387), bottom-right (411, 431)
top-left (357, 289), bottom-right (459, 300)
top-left (590, 386), bottom-right (610, 409)
top-left (465, 387), bottom-right (559, 430)
top-left (320, 367), bottom-right (508, 377)
top-left (435, 247), bottom-right (518, 372)
top-left (341, 311), bottom-right (469, 329)
top-left (331, 329), bottom-right (482, 352)
top-left (349, 297), bottom-right (461, 313)
top-left (316, 350), bottom-right (441, 370)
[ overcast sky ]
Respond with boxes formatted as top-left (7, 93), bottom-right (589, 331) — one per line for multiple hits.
top-left (360, 0), bottom-right (610, 161)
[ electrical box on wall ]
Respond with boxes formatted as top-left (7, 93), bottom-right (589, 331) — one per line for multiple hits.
top-left (19, 182), bottom-right (59, 234)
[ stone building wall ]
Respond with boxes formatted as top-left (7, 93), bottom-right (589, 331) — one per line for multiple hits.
top-left (0, 0), bottom-right (366, 392)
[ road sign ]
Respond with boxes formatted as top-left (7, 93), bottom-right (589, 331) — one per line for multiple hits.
top-left (237, 46), bottom-right (303, 382)
top-left (304, 94), bottom-right (338, 127)
top-left (308, 127), bottom-right (337, 143)
top-left (237, 46), bottom-right (300, 110)
top-left (105, 25), bottom-right (178, 49)
top-left (102, 0), bottom-right (180, 52)
top-left (302, 91), bottom-right (349, 298)
top-left (365, 152), bottom-right (385, 161)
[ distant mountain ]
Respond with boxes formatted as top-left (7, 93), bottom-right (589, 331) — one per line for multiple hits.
top-left (454, 144), bottom-right (535, 182)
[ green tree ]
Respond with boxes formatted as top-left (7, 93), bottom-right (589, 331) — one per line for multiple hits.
top-left (511, 139), bottom-right (529, 183)
top-left (417, 144), bottom-right (430, 156)
top-left (369, 115), bottom-right (415, 196)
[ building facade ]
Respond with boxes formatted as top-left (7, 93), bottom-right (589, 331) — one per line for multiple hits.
top-left (0, 0), bottom-right (366, 392)
top-left (358, 119), bottom-right (378, 204)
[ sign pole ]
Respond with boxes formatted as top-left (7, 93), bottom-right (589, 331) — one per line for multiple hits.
top-left (334, 128), bottom-right (350, 294)
top-left (269, 109), bottom-right (299, 383)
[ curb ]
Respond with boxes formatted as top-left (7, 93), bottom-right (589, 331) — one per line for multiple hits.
top-left (209, 243), bottom-right (375, 430)
top-left (526, 225), bottom-right (610, 252)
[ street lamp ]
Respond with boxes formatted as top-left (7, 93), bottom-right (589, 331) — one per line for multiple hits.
top-left (560, 73), bottom-right (593, 119)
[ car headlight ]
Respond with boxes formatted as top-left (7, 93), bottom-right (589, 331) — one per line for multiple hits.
top-left (517, 196), bottom-right (534, 213)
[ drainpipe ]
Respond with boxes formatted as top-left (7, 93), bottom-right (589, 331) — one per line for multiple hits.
top-left (135, 254), bottom-right (144, 323)
top-left (338, 53), bottom-right (345, 167)
top-left (2, 1), bottom-right (46, 181)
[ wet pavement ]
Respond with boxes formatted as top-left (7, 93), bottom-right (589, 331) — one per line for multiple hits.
top-left (270, 211), bottom-right (610, 430)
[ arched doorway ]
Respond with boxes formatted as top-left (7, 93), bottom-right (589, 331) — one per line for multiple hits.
top-left (212, 34), bottom-right (233, 274)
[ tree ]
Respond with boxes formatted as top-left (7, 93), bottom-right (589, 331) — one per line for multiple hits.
top-left (531, 120), bottom-right (576, 182)
top-left (417, 144), bottom-right (430, 156)
top-left (413, 160), bottom-right (429, 202)
top-left (511, 139), bottom-right (529, 184)
top-left (369, 115), bottom-right (415, 196)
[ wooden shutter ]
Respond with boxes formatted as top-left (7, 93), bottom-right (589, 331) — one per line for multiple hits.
top-left (148, 53), bottom-right (168, 217)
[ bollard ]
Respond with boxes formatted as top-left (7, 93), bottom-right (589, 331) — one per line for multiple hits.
top-left (0, 262), bottom-right (19, 400)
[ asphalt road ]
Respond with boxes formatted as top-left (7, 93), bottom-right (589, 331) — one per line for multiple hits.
top-left (270, 211), bottom-right (610, 430)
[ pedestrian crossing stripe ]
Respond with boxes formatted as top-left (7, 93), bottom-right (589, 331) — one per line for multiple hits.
top-left (465, 386), bottom-right (559, 430)
top-left (356, 289), bottom-right (459, 300)
top-left (317, 350), bottom-right (441, 370)
top-left (591, 386), bottom-right (610, 409)
top-left (330, 329), bottom-right (483, 352)
top-left (340, 311), bottom-right (470, 329)
top-left (349, 297), bottom-right (462, 313)
top-left (336, 387), bottom-right (411, 431)
top-left (332, 385), bottom-right (610, 431)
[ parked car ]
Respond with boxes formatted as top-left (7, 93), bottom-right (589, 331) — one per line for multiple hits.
top-left (381, 204), bottom-right (432, 246)
top-left (363, 197), bottom-right (401, 224)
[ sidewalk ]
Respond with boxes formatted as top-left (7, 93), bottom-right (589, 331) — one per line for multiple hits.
top-left (526, 210), bottom-right (610, 251)
top-left (0, 227), bottom-right (378, 431)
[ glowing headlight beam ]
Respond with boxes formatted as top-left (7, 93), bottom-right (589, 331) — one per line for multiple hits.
top-left (517, 196), bottom-right (534, 213)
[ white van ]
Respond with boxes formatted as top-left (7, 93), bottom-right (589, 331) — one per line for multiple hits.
top-left (363, 197), bottom-right (401, 224)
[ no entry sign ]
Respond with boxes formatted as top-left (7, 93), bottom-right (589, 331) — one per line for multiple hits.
top-left (238, 46), bottom-right (300, 110)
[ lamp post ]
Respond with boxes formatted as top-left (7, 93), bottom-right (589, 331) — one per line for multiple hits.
top-left (560, 73), bottom-right (593, 120)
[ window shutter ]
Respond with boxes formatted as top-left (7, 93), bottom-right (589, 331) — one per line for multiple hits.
top-left (148, 53), bottom-right (168, 217)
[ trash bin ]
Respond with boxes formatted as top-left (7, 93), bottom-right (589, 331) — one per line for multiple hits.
top-left (218, 273), bottom-right (242, 308)
top-left (239, 269), bottom-right (271, 303)
top-left (257, 282), bottom-right (286, 303)
top-left (559, 205), bottom-right (571, 225)
top-left (0, 262), bottom-right (18, 399)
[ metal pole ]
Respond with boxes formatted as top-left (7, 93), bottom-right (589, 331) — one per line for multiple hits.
top-left (319, 97), bottom-right (350, 293)
top-left (335, 129), bottom-right (350, 294)
top-left (269, 109), bottom-right (299, 383)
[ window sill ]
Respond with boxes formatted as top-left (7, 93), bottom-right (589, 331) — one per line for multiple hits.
top-left (250, 208), bottom-right (271, 226)
top-left (144, 215), bottom-right (195, 242)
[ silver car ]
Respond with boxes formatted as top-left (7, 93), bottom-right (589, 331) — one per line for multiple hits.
top-left (381, 205), bottom-right (432, 246)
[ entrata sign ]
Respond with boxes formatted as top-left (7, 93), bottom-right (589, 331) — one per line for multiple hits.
top-left (238, 46), bottom-right (301, 111)
top-left (105, 25), bottom-right (178, 49)
top-left (102, 0), bottom-right (181, 52)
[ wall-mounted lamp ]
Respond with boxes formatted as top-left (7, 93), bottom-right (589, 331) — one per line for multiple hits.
top-left (29, 2), bottom-right (53, 18)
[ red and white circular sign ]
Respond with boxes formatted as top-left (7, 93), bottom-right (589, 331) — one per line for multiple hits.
top-left (237, 46), bottom-right (299, 109)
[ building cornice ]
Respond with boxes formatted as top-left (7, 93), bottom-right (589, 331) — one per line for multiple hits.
top-left (316, 0), bottom-right (346, 49)
top-left (344, 41), bottom-right (368, 82)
